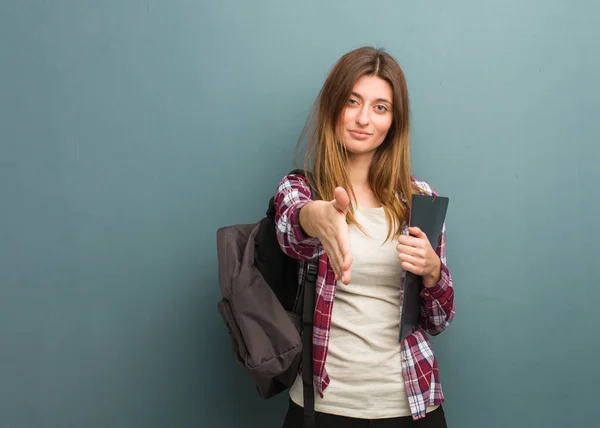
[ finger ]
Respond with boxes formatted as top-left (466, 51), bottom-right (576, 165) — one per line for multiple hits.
top-left (396, 243), bottom-right (417, 256)
top-left (336, 233), bottom-right (352, 285)
top-left (331, 260), bottom-right (343, 282)
top-left (398, 235), bottom-right (419, 247)
top-left (400, 233), bottom-right (429, 249)
top-left (332, 187), bottom-right (350, 214)
top-left (328, 249), bottom-right (344, 280)
top-left (330, 243), bottom-right (349, 282)
top-left (337, 236), bottom-right (353, 271)
top-left (332, 235), bottom-right (348, 267)
top-left (322, 240), bottom-right (342, 278)
top-left (336, 265), bottom-right (351, 285)
top-left (398, 252), bottom-right (426, 269)
top-left (340, 269), bottom-right (351, 285)
top-left (398, 245), bottom-right (426, 261)
top-left (402, 259), bottom-right (429, 275)
top-left (329, 218), bottom-right (352, 269)
top-left (408, 226), bottom-right (427, 238)
top-left (333, 256), bottom-right (345, 280)
top-left (401, 261), bottom-right (419, 275)
top-left (407, 226), bottom-right (426, 239)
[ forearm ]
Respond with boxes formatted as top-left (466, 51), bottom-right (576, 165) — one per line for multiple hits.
top-left (274, 175), bottom-right (321, 259)
top-left (298, 201), bottom-right (324, 239)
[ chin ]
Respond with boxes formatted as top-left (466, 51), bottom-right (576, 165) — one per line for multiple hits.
top-left (343, 141), bottom-right (378, 156)
top-left (345, 148), bottom-right (378, 159)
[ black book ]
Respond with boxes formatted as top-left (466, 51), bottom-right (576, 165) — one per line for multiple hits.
top-left (399, 194), bottom-right (450, 342)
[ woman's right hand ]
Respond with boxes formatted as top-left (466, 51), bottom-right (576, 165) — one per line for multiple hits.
top-left (299, 187), bottom-right (353, 284)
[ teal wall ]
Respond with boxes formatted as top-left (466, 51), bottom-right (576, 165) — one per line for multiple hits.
top-left (1, 1), bottom-right (598, 427)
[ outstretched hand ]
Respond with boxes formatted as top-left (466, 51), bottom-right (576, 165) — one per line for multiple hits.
top-left (315, 187), bottom-right (353, 285)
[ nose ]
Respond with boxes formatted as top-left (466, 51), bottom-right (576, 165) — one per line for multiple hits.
top-left (355, 105), bottom-right (369, 126)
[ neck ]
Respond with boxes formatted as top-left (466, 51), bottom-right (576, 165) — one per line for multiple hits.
top-left (345, 152), bottom-right (373, 188)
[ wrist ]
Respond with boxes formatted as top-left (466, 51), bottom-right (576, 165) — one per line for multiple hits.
top-left (299, 201), bottom-right (322, 238)
top-left (423, 258), bottom-right (442, 288)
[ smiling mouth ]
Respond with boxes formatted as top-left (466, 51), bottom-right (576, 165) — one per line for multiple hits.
top-left (349, 130), bottom-right (371, 136)
top-left (348, 130), bottom-right (372, 140)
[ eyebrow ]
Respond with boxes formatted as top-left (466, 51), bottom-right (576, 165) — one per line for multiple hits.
top-left (351, 91), bottom-right (392, 105)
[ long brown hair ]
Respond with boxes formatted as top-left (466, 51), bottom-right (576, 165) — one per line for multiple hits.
top-left (296, 46), bottom-right (420, 240)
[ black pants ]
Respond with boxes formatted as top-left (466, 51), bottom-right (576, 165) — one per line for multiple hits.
top-left (282, 400), bottom-right (447, 428)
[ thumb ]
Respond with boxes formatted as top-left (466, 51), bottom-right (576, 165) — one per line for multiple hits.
top-left (407, 226), bottom-right (426, 239)
top-left (331, 187), bottom-right (350, 214)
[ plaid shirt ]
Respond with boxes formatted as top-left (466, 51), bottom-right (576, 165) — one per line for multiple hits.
top-left (274, 172), bottom-right (455, 421)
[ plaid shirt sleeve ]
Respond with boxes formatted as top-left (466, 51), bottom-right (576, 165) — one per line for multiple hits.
top-left (273, 173), bottom-right (321, 260)
top-left (419, 222), bottom-right (455, 335)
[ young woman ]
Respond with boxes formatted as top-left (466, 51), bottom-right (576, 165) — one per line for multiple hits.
top-left (273, 46), bottom-right (455, 427)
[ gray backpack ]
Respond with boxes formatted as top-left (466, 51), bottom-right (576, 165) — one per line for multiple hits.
top-left (216, 169), bottom-right (317, 427)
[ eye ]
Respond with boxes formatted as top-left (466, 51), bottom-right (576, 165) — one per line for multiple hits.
top-left (375, 105), bottom-right (389, 113)
top-left (347, 98), bottom-right (359, 105)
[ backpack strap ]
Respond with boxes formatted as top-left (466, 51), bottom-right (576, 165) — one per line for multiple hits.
top-left (288, 169), bottom-right (319, 428)
top-left (274, 168), bottom-right (318, 427)
top-left (302, 262), bottom-right (317, 428)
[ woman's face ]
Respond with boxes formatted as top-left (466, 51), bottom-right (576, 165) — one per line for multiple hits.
top-left (338, 75), bottom-right (394, 159)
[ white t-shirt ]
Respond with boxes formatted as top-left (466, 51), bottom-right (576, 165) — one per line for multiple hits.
top-left (289, 205), bottom-right (415, 419)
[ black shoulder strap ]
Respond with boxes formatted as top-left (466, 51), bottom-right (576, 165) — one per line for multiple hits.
top-left (302, 262), bottom-right (317, 428)
top-left (289, 168), bottom-right (319, 428)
